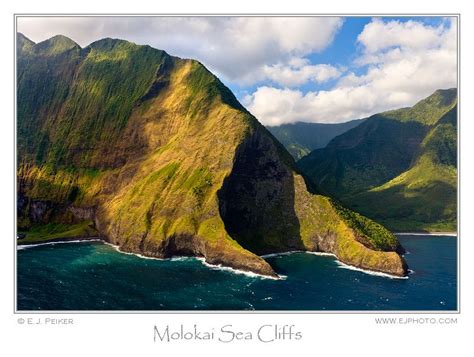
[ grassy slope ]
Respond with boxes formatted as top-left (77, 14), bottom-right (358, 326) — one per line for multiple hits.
top-left (97, 59), bottom-right (254, 249)
top-left (298, 118), bottom-right (429, 197)
top-left (349, 106), bottom-right (457, 231)
top-left (18, 36), bottom-right (168, 168)
top-left (298, 89), bottom-right (457, 232)
top-left (17, 34), bottom-right (407, 276)
top-left (18, 221), bottom-right (98, 244)
top-left (17, 36), bottom-right (260, 261)
top-left (382, 89), bottom-right (458, 125)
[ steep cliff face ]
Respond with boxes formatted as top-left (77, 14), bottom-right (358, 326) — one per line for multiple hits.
top-left (17, 33), bottom-right (408, 277)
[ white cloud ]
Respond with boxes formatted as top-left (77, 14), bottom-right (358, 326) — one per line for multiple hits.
top-left (262, 58), bottom-right (342, 87)
top-left (357, 18), bottom-right (447, 53)
top-left (247, 18), bottom-right (458, 125)
top-left (17, 16), bottom-right (343, 85)
top-left (244, 86), bottom-right (382, 126)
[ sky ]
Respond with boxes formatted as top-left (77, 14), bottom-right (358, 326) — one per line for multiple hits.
top-left (17, 16), bottom-right (458, 126)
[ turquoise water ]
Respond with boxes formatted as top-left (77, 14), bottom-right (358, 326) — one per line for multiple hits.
top-left (17, 235), bottom-right (457, 311)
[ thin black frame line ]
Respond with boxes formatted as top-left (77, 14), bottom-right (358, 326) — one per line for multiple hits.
top-left (13, 13), bottom-right (461, 315)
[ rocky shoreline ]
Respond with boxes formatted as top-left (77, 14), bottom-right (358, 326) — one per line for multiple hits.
top-left (17, 232), bottom-right (408, 278)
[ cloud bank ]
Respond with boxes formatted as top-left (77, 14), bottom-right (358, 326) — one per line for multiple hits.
top-left (247, 18), bottom-right (457, 125)
top-left (17, 17), bottom-right (343, 86)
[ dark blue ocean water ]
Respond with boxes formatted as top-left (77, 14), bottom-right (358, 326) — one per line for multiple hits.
top-left (16, 235), bottom-right (457, 311)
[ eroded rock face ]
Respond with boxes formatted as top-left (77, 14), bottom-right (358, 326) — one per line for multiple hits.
top-left (311, 232), bottom-right (337, 253)
top-left (17, 34), bottom-right (407, 278)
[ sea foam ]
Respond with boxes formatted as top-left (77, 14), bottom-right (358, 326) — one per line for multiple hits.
top-left (260, 250), bottom-right (304, 258)
top-left (306, 251), bottom-right (337, 257)
top-left (16, 238), bottom-right (102, 250)
top-left (261, 251), bottom-right (336, 259)
top-left (262, 250), bottom-right (409, 280)
top-left (103, 242), bottom-right (285, 280)
top-left (196, 257), bottom-right (286, 280)
top-left (335, 261), bottom-right (409, 279)
top-left (102, 242), bottom-right (166, 260)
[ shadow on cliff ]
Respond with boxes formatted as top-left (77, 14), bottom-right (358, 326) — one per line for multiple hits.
top-left (217, 128), bottom-right (304, 255)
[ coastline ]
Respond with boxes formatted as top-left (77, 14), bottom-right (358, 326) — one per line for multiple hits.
top-left (17, 238), bottom-right (284, 280)
top-left (16, 228), bottom-right (457, 311)
top-left (102, 242), bottom-right (284, 280)
top-left (17, 237), bottom-right (407, 280)
top-left (260, 250), bottom-right (407, 280)
top-left (335, 260), bottom-right (408, 279)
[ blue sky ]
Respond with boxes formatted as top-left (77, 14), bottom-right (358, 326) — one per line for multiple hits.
top-left (228, 17), bottom-right (372, 97)
top-left (227, 16), bottom-right (453, 99)
top-left (17, 16), bottom-right (457, 125)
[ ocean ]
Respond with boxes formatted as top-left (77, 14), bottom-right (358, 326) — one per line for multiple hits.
top-left (16, 235), bottom-right (457, 311)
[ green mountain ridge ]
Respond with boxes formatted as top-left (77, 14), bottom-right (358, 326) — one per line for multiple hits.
top-left (298, 89), bottom-right (457, 232)
top-left (267, 119), bottom-right (365, 160)
top-left (17, 33), bottom-right (35, 54)
top-left (16, 33), bottom-right (408, 277)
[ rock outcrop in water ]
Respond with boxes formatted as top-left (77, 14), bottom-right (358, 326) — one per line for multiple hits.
top-left (16, 33), bottom-right (408, 277)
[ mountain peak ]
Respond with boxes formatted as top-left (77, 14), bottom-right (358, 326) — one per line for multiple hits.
top-left (87, 37), bottom-right (148, 52)
top-left (88, 37), bottom-right (128, 48)
top-left (381, 87), bottom-right (457, 125)
top-left (407, 87), bottom-right (457, 124)
top-left (428, 88), bottom-right (457, 106)
top-left (17, 32), bottom-right (35, 44)
top-left (33, 34), bottom-right (80, 56)
top-left (16, 32), bottom-right (35, 54)
top-left (84, 37), bottom-right (171, 65)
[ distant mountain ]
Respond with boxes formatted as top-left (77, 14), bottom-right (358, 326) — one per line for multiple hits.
top-left (267, 119), bottom-right (365, 160)
top-left (16, 33), bottom-right (407, 277)
top-left (298, 89), bottom-right (457, 232)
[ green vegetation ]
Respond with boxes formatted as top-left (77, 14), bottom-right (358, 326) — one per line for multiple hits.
top-left (17, 33), bottom-right (34, 55)
top-left (17, 34), bottom-right (407, 276)
top-left (331, 200), bottom-right (399, 251)
top-left (298, 90), bottom-right (457, 232)
top-left (348, 107), bottom-right (457, 232)
top-left (298, 118), bottom-right (430, 197)
top-left (17, 35), bottom-right (168, 168)
top-left (32, 35), bottom-right (80, 56)
top-left (17, 164), bottom-right (106, 206)
top-left (18, 221), bottom-right (97, 244)
top-left (383, 89), bottom-right (457, 125)
top-left (185, 61), bottom-right (245, 115)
